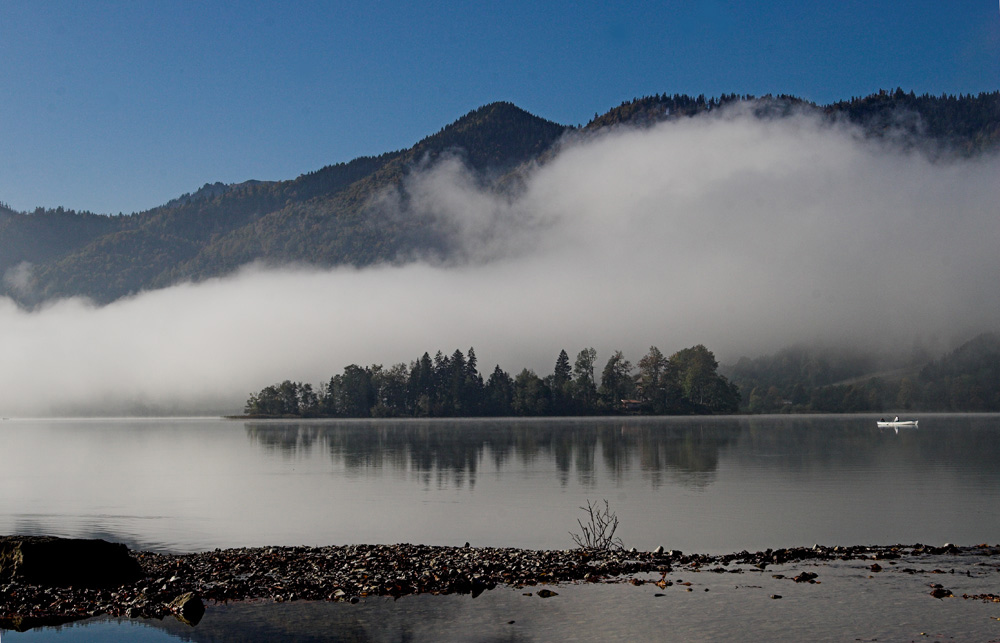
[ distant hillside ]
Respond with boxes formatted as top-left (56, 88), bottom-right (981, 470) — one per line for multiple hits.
top-left (918, 332), bottom-right (1000, 410)
top-left (2, 91), bottom-right (998, 305)
top-left (4, 102), bottom-right (566, 304)
top-left (725, 332), bottom-right (1000, 413)
top-left (588, 89), bottom-right (1000, 155)
top-left (827, 89), bottom-right (1000, 154)
top-left (0, 205), bottom-right (118, 291)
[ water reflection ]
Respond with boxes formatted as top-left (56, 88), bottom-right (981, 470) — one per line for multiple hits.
top-left (3, 415), bottom-right (1000, 554)
top-left (735, 414), bottom-right (1000, 481)
top-left (244, 418), bottom-right (744, 489)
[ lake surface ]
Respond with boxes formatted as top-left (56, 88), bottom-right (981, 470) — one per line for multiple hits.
top-left (1, 414), bottom-right (999, 554)
top-left (4, 414), bottom-right (1000, 641)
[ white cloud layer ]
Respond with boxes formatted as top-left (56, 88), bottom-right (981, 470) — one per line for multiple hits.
top-left (3, 109), bottom-right (999, 416)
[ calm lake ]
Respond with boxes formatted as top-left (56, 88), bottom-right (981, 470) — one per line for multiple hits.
top-left (2, 414), bottom-right (998, 553)
top-left (3, 414), bottom-right (1000, 641)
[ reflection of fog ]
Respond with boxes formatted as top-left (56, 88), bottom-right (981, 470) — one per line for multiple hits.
top-left (244, 418), bottom-right (744, 490)
top-left (733, 414), bottom-right (1000, 484)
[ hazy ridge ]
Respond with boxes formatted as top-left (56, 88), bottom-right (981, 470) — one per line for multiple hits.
top-left (2, 90), bottom-right (998, 306)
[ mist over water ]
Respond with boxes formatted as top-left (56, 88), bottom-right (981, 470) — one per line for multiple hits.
top-left (3, 109), bottom-right (999, 416)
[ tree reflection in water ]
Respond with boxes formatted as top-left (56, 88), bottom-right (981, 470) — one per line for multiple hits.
top-left (244, 418), bottom-right (744, 490)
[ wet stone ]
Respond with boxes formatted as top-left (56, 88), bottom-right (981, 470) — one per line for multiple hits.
top-left (168, 592), bottom-right (205, 626)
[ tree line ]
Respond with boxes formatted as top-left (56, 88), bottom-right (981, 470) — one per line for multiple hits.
top-left (243, 344), bottom-right (740, 418)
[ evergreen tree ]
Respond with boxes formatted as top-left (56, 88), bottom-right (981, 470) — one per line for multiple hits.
top-left (553, 349), bottom-right (572, 386)
top-left (407, 352), bottom-right (435, 416)
top-left (551, 349), bottom-right (573, 414)
top-left (462, 347), bottom-right (485, 415)
top-left (484, 365), bottom-right (514, 416)
top-left (572, 347), bottom-right (598, 411)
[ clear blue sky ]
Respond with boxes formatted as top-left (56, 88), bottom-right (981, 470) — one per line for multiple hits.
top-left (2, 0), bottom-right (998, 215)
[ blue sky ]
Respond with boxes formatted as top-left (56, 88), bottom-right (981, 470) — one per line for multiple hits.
top-left (2, 0), bottom-right (998, 215)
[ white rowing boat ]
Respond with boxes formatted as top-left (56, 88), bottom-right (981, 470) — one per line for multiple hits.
top-left (876, 416), bottom-right (918, 428)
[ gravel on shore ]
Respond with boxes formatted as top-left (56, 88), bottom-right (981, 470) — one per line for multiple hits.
top-left (2, 541), bottom-right (999, 631)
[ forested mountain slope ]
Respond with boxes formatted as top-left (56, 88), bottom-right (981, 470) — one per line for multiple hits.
top-left (587, 89), bottom-right (1000, 154)
top-left (724, 333), bottom-right (1000, 413)
top-left (3, 102), bottom-right (565, 304)
top-left (2, 91), bottom-right (998, 305)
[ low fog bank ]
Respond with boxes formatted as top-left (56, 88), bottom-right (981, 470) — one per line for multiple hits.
top-left (2, 109), bottom-right (999, 416)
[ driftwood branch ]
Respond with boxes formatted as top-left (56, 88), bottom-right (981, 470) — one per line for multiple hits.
top-left (569, 499), bottom-right (624, 551)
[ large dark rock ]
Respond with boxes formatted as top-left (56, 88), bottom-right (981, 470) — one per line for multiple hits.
top-left (168, 592), bottom-right (205, 626)
top-left (0, 536), bottom-right (143, 588)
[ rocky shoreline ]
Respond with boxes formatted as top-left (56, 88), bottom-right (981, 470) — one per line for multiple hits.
top-left (2, 537), bottom-right (999, 632)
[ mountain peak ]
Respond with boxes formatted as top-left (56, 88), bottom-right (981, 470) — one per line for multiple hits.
top-left (415, 102), bottom-right (568, 171)
top-left (451, 101), bottom-right (542, 126)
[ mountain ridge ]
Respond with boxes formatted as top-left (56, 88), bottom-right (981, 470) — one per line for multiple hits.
top-left (2, 90), bottom-right (998, 305)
